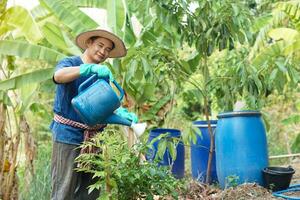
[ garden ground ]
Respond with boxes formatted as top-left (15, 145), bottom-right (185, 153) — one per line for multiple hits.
top-left (177, 159), bottom-right (300, 200)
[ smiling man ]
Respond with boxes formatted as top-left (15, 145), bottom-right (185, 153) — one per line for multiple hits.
top-left (50, 29), bottom-right (137, 200)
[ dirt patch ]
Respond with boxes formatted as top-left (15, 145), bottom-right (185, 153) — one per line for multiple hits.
top-left (218, 183), bottom-right (279, 200)
top-left (179, 182), bottom-right (281, 200)
top-left (179, 181), bottom-right (220, 199)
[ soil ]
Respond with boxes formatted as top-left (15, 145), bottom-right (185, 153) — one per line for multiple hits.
top-left (160, 159), bottom-right (300, 200)
top-left (217, 183), bottom-right (278, 200)
top-left (271, 158), bottom-right (300, 199)
top-left (179, 182), bottom-right (280, 200)
top-left (179, 181), bottom-right (220, 200)
top-left (175, 162), bottom-right (300, 200)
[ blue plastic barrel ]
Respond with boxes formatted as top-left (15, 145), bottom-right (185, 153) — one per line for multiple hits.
top-left (191, 120), bottom-right (218, 183)
top-left (146, 128), bottom-right (185, 179)
top-left (215, 111), bottom-right (269, 188)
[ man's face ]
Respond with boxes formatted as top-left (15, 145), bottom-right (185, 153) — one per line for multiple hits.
top-left (86, 37), bottom-right (114, 63)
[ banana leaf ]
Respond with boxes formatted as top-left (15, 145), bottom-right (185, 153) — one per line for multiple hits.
top-left (0, 40), bottom-right (66, 62)
top-left (0, 68), bottom-right (53, 91)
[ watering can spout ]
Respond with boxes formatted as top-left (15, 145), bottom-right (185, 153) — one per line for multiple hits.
top-left (103, 114), bottom-right (132, 126)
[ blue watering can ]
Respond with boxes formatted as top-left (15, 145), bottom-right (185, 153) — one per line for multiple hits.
top-left (72, 74), bottom-right (133, 127)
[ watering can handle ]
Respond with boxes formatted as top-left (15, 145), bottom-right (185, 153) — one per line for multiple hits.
top-left (112, 80), bottom-right (124, 101)
top-left (78, 74), bottom-right (124, 101)
top-left (78, 74), bottom-right (97, 93)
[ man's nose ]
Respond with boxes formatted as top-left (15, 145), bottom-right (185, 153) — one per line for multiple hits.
top-left (99, 48), bottom-right (105, 54)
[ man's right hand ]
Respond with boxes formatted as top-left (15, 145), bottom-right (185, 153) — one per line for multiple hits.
top-left (79, 64), bottom-right (114, 80)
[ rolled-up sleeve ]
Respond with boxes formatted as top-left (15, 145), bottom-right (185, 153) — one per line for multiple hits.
top-left (53, 58), bottom-right (73, 84)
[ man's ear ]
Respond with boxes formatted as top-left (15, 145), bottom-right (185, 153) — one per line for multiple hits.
top-left (86, 39), bottom-right (93, 47)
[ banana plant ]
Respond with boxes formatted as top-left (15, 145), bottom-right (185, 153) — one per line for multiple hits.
top-left (0, 6), bottom-right (43, 43)
top-left (0, 2), bottom-right (104, 199)
top-left (250, 1), bottom-right (300, 88)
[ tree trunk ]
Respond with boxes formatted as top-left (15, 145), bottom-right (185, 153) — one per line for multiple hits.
top-left (3, 109), bottom-right (20, 200)
top-left (0, 103), bottom-right (6, 199)
top-left (202, 57), bottom-right (214, 184)
top-left (3, 131), bottom-right (20, 200)
top-left (20, 115), bottom-right (36, 192)
top-left (204, 97), bottom-right (214, 184)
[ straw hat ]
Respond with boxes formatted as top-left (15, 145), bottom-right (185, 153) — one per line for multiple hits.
top-left (75, 29), bottom-right (127, 58)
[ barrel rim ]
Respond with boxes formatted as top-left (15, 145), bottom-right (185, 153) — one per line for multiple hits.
top-left (192, 124), bottom-right (217, 128)
top-left (217, 110), bottom-right (261, 118)
top-left (192, 120), bottom-right (217, 127)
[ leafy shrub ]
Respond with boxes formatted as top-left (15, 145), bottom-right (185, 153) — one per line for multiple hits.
top-left (76, 127), bottom-right (184, 200)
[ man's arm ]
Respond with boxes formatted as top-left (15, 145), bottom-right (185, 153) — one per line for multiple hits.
top-left (53, 66), bottom-right (80, 84)
top-left (53, 63), bottom-right (114, 84)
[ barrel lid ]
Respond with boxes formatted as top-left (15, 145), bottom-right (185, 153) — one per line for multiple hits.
top-left (217, 110), bottom-right (261, 118)
top-left (149, 128), bottom-right (181, 137)
top-left (192, 120), bottom-right (217, 127)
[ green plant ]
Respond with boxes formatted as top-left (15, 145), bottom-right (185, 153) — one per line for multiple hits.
top-left (225, 175), bottom-right (240, 188)
top-left (76, 127), bottom-right (183, 200)
top-left (269, 183), bottom-right (276, 191)
top-left (18, 142), bottom-right (51, 200)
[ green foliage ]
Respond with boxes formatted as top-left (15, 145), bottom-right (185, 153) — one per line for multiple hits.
top-left (126, 0), bottom-right (152, 27)
top-left (106, 0), bottom-right (125, 37)
top-left (147, 131), bottom-right (180, 162)
top-left (118, 42), bottom-right (186, 124)
top-left (0, 90), bottom-right (12, 106)
top-left (30, 4), bottom-right (51, 21)
top-left (206, 45), bottom-right (299, 111)
top-left (0, 40), bottom-right (66, 62)
top-left (72, 0), bottom-right (107, 8)
top-left (190, 1), bottom-right (252, 54)
top-left (76, 127), bottom-right (183, 200)
top-left (0, 68), bottom-right (53, 91)
top-left (41, 22), bottom-right (81, 55)
top-left (282, 109), bottom-right (300, 153)
top-left (292, 133), bottom-right (300, 153)
top-left (225, 175), bottom-right (239, 188)
top-left (276, 1), bottom-right (300, 22)
top-left (40, 0), bottom-right (98, 35)
top-left (0, 0), bottom-right (299, 196)
top-left (18, 142), bottom-right (52, 200)
top-left (180, 88), bottom-right (204, 120)
top-left (282, 114), bottom-right (300, 125)
top-left (0, 6), bottom-right (43, 43)
top-left (142, 95), bottom-right (171, 121)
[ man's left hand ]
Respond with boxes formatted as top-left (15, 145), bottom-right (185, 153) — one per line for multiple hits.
top-left (115, 107), bottom-right (138, 123)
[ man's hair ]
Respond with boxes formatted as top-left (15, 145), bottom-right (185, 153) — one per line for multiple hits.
top-left (89, 36), bottom-right (115, 49)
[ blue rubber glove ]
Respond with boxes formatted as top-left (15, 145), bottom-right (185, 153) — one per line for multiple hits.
top-left (79, 63), bottom-right (114, 80)
top-left (115, 107), bottom-right (138, 123)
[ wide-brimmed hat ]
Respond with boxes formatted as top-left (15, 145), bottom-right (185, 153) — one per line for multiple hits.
top-left (75, 29), bottom-right (127, 58)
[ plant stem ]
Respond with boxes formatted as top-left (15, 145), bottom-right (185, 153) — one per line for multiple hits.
top-left (173, 58), bottom-right (214, 183)
top-left (0, 103), bottom-right (6, 197)
top-left (202, 56), bottom-right (214, 184)
top-left (204, 96), bottom-right (214, 184)
top-left (4, 108), bottom-right (20, 200)
top-left (104, 145), bottom-right (112, 197)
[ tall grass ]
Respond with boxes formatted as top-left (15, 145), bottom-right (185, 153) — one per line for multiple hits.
top-left (18, 142), bottom-right (51, 200)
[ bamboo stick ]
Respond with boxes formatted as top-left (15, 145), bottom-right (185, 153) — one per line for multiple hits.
top-left (269, 153), bottom-right (300, 159)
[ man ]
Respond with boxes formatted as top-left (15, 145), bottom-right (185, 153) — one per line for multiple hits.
top-left (50, 29), bottom-right (137, 200)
